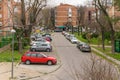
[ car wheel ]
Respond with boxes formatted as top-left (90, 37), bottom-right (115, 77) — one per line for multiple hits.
top-left (46, 48), bottom-right (50, 52)
top-left (25, 60), bottom-right (31, 65)
top-left (47, 60), bottom-right (52, 65)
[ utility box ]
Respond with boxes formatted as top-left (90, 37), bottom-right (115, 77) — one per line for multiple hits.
top-left (115, 40), bottom-right (120, 52)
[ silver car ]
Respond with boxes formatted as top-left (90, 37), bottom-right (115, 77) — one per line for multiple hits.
top-left (70, 37), bottom-right (78, 43)
top-left (77, 42), bottom-right (91, 52)
top-left (30, 42), bottom-right (52, 52)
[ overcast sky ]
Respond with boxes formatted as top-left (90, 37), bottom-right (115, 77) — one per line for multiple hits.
top-left (47, 0), bottom-right (91, 6)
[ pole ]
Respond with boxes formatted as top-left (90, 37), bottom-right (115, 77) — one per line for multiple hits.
top-left (11, 32), bottom-right (14, 79)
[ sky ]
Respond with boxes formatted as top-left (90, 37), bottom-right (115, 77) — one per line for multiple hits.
top-left (47, 0), bottom-right (91, 6)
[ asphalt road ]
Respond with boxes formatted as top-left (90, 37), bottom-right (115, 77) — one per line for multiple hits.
top-left (31, 33), bottom-right (92, 80)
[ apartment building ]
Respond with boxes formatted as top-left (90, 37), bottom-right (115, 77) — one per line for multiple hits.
top-left (0, 0), bottom-right (21, 36)
top-left (0, 0), bottom-right (14, 30)
top-left (108, 6), bottom-right (120, 31)
top-left (85, 0), bottom-right (120, 31)
top-left (55, 3), bottom-right (77, 30)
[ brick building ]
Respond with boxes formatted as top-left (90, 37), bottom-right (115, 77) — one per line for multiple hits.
top-left (0, 0), bottom-right (21, 35)
top-left (54, 3), bottom-right (77, 30)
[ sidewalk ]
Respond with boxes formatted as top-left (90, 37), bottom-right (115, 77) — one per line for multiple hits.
top-left (0, 57), bottom-right (61, 80)
top-left (0, 62), bottom-right (42, 80)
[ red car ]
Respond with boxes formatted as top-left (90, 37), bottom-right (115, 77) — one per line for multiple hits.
top-left (21, 52), bottom-right (57, 65)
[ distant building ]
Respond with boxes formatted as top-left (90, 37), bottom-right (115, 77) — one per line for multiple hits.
top-left (108, 6), bottom-right (120, 31)
top-left (54, 3), bottom-right (77, 30)
top-left (0, 0), bottom-right (21, 35)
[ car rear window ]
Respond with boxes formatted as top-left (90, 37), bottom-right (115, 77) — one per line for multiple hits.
top-left (41, 44), bottom-right (47, 46)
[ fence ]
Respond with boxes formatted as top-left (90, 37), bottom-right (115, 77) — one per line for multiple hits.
top-left (0, 31), bottom-right (12, 48)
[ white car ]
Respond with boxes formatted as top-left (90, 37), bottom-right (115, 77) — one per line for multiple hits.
top-left (70, 37), bottom-right (78, 43)
top-left (30, 39), bottom-right (50, 46)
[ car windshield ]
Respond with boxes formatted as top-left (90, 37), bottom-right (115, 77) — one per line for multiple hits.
top-left (72, 37), bottom-right (77, 40)
top-left (83, 44), bottom-right (89, 47)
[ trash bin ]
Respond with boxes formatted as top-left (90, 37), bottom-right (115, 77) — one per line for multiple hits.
top-left (115, 39), bottom-right (120, 52)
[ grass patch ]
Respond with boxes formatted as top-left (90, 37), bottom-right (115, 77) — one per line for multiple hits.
top-left (93, 46), bottom-right (120, 61)
top-left (0, 47), bottom-right (29, 62)
top-left (73, 32), bottom-right (111, 45)
top-left (0, 50), bottom-right (22, 62)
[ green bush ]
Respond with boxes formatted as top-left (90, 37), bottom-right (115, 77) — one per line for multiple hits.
top-left (91, 33), bottom-right (99, 38)
top-left (104, 31), bottom-right (111, 40)
top-left (10, 37), bottom-right (30, 50)
top-left (0, 37), bottom-right (12, 48)
top-left (14, 42), bottom-right (19, 50)
top-left (22, 37), bottom-right (30, 47)
top-left (82, 32), bottom-right (87, 39)
top-left (115, 32), bottom-right (120, 39)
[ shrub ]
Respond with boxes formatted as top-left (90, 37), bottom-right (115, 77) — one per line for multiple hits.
top-left (82, 32), bottom-right (87, 39)
top-left (91, 33), bottom-right (99, 38)
top-left (104, 31), bottom-right (111, 40)
top-left (115, 32), bottom-right (120, 39)
top-left (22, 37), bottom-right (30, 48)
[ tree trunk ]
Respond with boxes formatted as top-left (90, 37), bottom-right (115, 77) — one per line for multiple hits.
top-left (18, 38), bottom-right (22, 53)
top-left (101, 29), bottom-right (105, 50)
top-left (111, 30), bottom-right (115, 53)
top-left (78, 25), bottom-right (80, 36)
top-left (72, 25), bottom-right (74, 34)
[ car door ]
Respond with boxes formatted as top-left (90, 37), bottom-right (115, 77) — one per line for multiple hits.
top-left (41, 44), bottom-right (48, 51)
top-left (36, 53), bottom-right (47, 63)
top-left (35, 43), bottom-right (42, 51)
top-left (30, 53), bottom-right (37, 63)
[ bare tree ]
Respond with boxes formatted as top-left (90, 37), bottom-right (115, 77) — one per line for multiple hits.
top-left (42, 7), bottom-right (52, 32)
top-left (93, 0), bottom-right (115, 53)
top-left (77, 6), bottom-right (86, 35)
top-left (12, 0), bottom-right (48, 52)
top-left (81, 56), bottom-right (119, 80)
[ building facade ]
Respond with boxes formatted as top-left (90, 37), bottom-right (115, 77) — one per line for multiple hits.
top-left (0, 0), bottom-right (21, 36)
top-left (55, 3), bottom-right (77, 30)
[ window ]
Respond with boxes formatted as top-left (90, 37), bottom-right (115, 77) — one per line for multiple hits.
top-left (41, 44), bottom-right (47, 46)
top-left (31, 53), bottom-right (37, 57)
top-left (37, 54), bottom-right (43, 57)
top-left (0, 7), bottom-right (2, 10)
top-left (14, 7), bottom-right (18, 12)
top-left (0, 22), bottom-right (2, 26)
top-left (0, 14), bottom-right (2, 18)
top-left (26, 53), bottom-right (31, 56)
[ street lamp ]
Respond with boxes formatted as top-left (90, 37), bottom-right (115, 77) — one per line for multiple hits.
top-left (11, 29), bottom-right (16, 79)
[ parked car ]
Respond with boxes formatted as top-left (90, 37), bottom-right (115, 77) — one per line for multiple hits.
top-left (65, 33), bottom-right (70, 40)
top-left (54, 29), bottom-right (62, 32)
top-left (70, 37), bottom-right (78, 43)
top-left (66, 34), bottom-right (75, 40)
top-left (30, 42), bottom-right (52, 52)
top-left (42, 33), bottom-right (51, 37)
top-left (30, 38), bottom-right (50, 46)
top-left (21, 52), bottom-right (57, 65)
top-left (77, 42), bottom-right (91, 52)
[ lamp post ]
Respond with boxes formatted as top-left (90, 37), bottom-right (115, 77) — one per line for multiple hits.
top-left (11, 29), bottom-right (16, 79)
